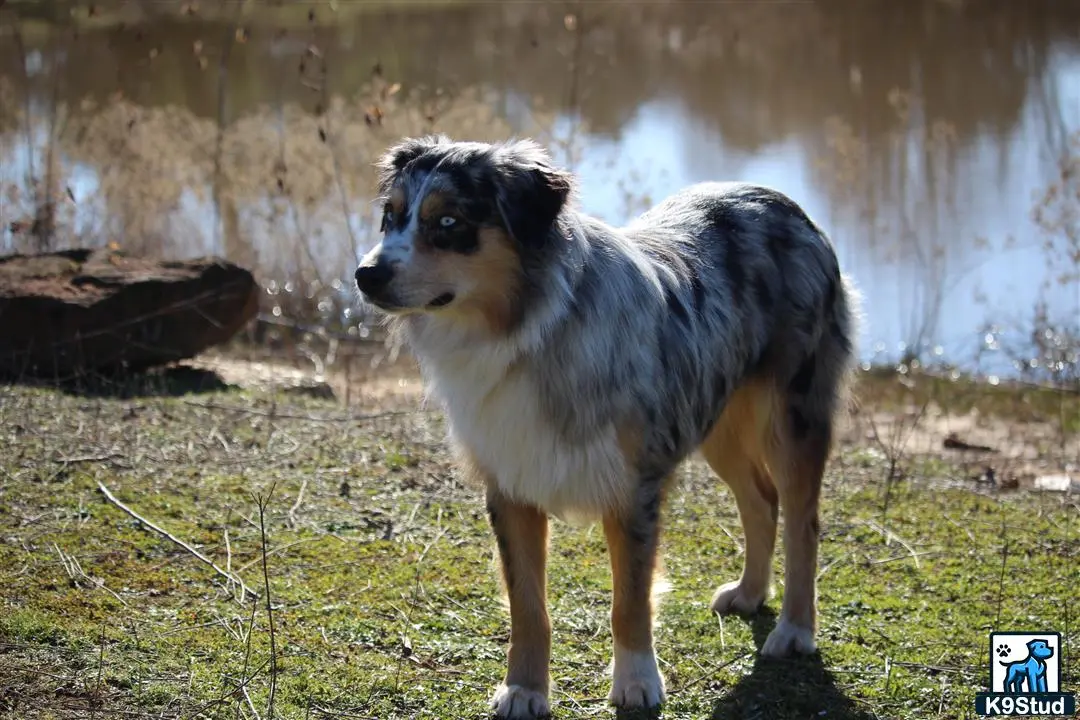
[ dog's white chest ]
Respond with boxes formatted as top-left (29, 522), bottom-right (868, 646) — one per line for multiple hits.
top-left (426, 354), bottom-right (629, 519)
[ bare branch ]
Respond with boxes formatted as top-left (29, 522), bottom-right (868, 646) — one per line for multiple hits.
top-left (97, 480), bottom-right (259, 602)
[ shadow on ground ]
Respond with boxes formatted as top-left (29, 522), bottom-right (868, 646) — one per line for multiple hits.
top-left (1, 365), bottom-right (231, 398)
top-left (606, 608), bottom-right (876, 720)
top-left (709, 608), bottom-right (876, 720)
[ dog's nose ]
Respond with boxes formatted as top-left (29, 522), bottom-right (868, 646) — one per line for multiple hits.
top-left (354, 260), bottom-right (394, 296)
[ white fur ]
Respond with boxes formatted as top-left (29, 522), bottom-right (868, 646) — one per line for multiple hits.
top-left (405, 285), bottom-right (633, 522)
top-left (710, 579), bottom-right (768, 615)
top-left (609, 644), bottom-right (666, 708)
top-left (438, 360), bottom-right (628, 520)
top-left (365, 226), bottom-right (414, 266)
top-left (760, 617), bottom-right (817, 657)
top-left (491, 684), bottom-right (550, 719)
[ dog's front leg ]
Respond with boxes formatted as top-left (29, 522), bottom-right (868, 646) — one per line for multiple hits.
top-left (602, 478), bottom-right (667, 710)
top-left (1029, 666), bottom-right (1044, 693)
top-left (486, 486), bottom-right (552, 720)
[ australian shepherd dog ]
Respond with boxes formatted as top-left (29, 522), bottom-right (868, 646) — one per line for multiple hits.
top-left (354, 135), bottom-right (860, 719)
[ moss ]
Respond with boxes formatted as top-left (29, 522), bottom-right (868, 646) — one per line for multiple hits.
top-left (0, 376), bottom-right (1076, 719)
top-left (0, 609), bottom-right (70, 647)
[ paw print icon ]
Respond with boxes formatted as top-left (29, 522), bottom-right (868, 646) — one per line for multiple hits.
top-left (995, 643), bottom-right (1011, 659)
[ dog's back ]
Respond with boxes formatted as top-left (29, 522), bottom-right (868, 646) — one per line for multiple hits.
top-left (529, 181), bottom-right (858, 478)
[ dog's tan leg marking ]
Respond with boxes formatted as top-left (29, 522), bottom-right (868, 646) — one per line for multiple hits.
top-left (759, 388), bottom-right (830, 657)
top-left (486, 486), bottom-right (552, 719)
top-left (700, 385), bottom-right (778, 615)
top-left (699, 427), bottom-right (777, 613)
top-left (603, 491), bottom-right (667, 710)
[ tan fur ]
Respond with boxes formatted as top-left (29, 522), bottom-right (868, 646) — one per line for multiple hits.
top-left (388, 186), bottom-right (406, 215)
top-left (486, 486), bottom-right (552, 695)
top-left (699, 379), bottom-right (826, 628)
top-left (603, 513), bottom-right (660, 654)
top-left (418, 191), bottom-right (450, 224)
top-left (418, 226), bottom-right (523, 336)
top-left (768, 410), bottom-right (828, 630)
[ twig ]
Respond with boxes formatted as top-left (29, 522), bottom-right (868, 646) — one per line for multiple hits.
top-left (243, 686), bottom-right (263, 720)
top-left (889, 660), bottom-right (977, 677)
top-left (869, 550), bottom-right (943, 565)
top-left (237, 599), bottom-right (258, 720)
top-left (254, 486), bottom-right (279, 720)
top-left (179, 655), bottom-right (272, 720)
top-left (182, 400), bottom-right (418, 423)
top-left (288, 478), bottom-right (308, 528)
top-left (816, 553), bottom-right (849, 579)
top-left (93, 621), bottom-right (106, 718)
top-left (156, 620), bottom-right (225, 638)
top-left (96, 480), bottom-right (258, 601)
top-left (211, 0), bottom-right (245, 254)
top-left (224, 525), bottom-right (237, 601)
top-left (236, 537), bottom-right (319, 574)
top-left (858, 519), bottom-right (923, 569)
top-left (393, 508), bottom-right (447, 697)
top-left (674, 650), bottom-right (754, 693)
top-left (55, 452), bottom-right (123, 465)
top-left (0, 660), bottom-right (72, 682)
top-left (53, 542), bottom-right (130, 608)
top-left (1063, 502), bottom-right (1074, 681)
top-left (995, 504), bottom-right (1009, 628)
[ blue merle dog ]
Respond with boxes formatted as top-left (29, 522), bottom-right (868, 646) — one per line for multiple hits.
top-left (354, 135), bottom-right (861, 719)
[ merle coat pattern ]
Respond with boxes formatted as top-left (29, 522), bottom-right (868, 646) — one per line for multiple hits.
top-left (354, 135), bottom-right (860, 719)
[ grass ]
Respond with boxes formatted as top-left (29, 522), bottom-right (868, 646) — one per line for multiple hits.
top-left (0, 358), bottom-right (1077, 720)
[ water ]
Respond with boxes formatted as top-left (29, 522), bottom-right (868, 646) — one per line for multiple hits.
top-left (1, 0), bottom-right (1078, 379)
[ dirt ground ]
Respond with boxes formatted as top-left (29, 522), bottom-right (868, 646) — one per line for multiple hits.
top-left (191, 346), bottom-right (1079, 496)
top-left (0, 343), bottom-right (1075, 719)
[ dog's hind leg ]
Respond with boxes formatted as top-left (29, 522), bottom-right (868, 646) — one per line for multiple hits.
top-left (757, 273), bottom-right (855, 658)
top-left (759, 395), bottom-right (828, 657)
top-left (700, 390), bottom-right (779, 616)
top-left (760, 339), bottom-right (850, 656)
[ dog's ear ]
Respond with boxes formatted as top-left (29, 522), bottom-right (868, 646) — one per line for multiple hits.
top-left (491, 139), bottom-right (573, 249)
top-left (375, 135), bottom-right (448, 195)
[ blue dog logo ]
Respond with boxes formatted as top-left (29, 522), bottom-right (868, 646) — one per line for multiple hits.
top-left (1000, 639), bottom-right (1054, 693)
top-left (976, 631), bottom-right (1076, 716)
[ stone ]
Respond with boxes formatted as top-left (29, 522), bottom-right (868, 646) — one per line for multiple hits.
top-left (1033, 473), bottom-right (1076, 493)
top-left (0, 248), bottom-right (259, 379)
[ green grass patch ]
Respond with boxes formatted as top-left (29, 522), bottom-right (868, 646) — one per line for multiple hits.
top-left (0, 375), bottom-right (1076, 719)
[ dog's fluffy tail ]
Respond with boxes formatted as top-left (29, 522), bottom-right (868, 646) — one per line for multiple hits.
top-left (786, 271), bottom-right (862, 447)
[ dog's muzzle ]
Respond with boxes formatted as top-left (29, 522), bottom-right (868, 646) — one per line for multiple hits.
top-left (354, 259), bottom-right (394, 302)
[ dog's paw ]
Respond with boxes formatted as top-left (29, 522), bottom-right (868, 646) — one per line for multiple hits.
top-left (609, 646), bottom-right (666, 709)
top-left (710, 580), bottom-right (766, 615)
top-left (491, 684), bottom-right (550, 719)
top-left (760, 617), bottom-right (817, 657)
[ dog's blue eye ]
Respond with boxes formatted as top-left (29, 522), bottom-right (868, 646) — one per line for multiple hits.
top-left (439, 216), bottom-right (457, 228)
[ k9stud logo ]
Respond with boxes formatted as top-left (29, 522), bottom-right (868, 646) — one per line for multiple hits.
top-left (974, 632), bottom-right (1076, 717)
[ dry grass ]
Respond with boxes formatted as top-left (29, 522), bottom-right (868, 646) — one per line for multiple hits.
top-left (0, 346), bottom-right (1077, 719)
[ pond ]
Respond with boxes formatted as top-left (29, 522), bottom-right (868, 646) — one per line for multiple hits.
top-left (1, 0), bottom-right (1078, 381)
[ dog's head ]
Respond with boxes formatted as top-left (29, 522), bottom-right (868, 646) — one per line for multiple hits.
top-left (1027, 639), bottom-right (1054, 660)
top-left (354, 135), bottom-right (573, 335)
